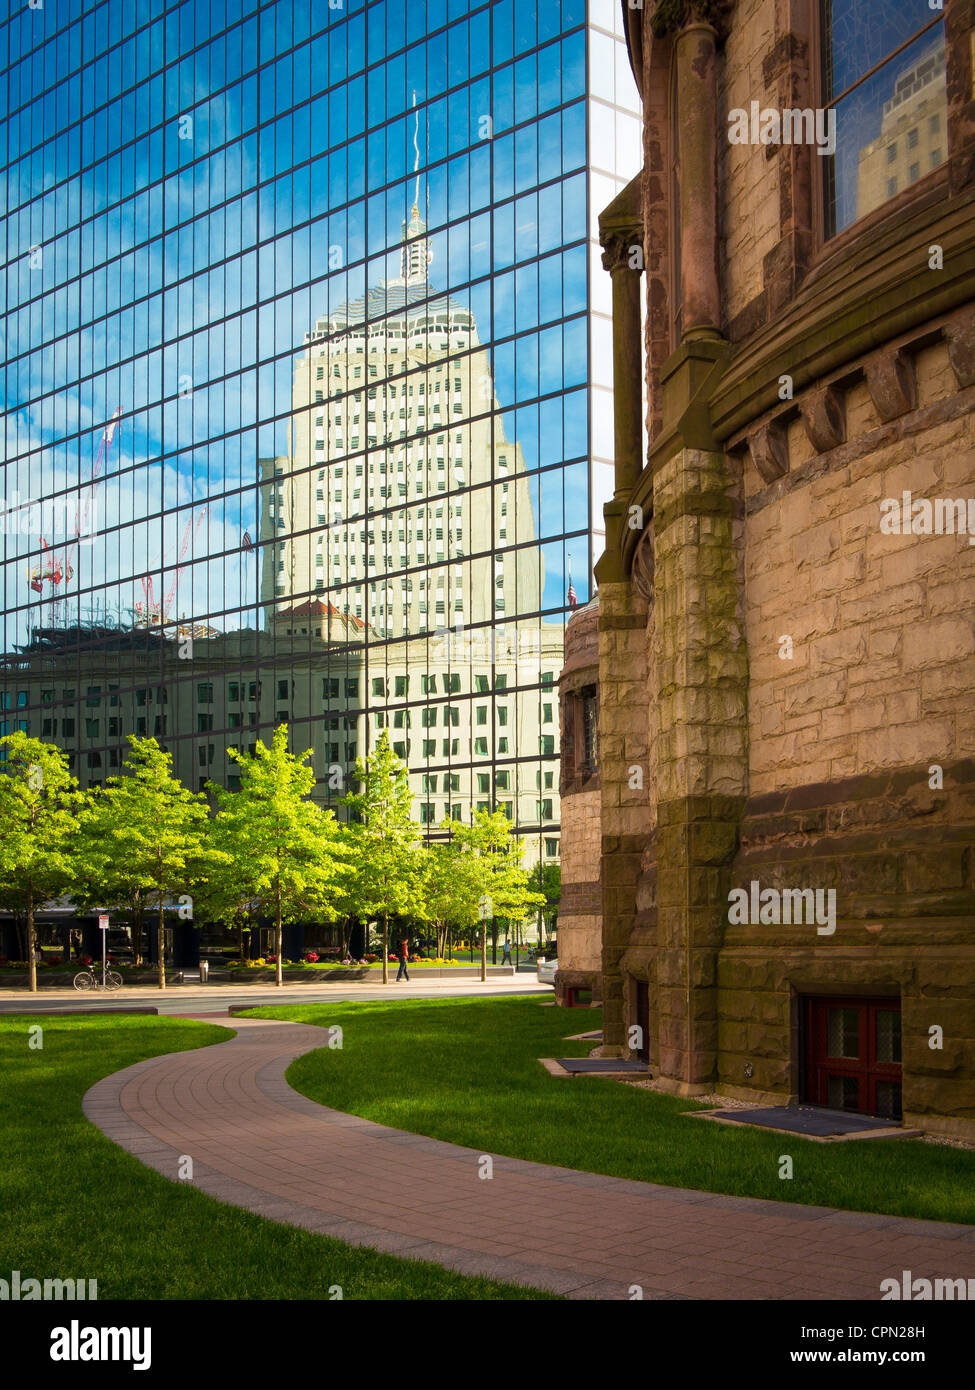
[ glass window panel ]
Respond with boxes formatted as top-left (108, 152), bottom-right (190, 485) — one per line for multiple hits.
top-left (875, 1009), bottom-right (901, 1064)
top-left (826, 1007), bottom-right (860, 1059)
top-left (822, 5), bottom-right (945, 236)
top-left (827, 1075), bottom-right (861, 1111)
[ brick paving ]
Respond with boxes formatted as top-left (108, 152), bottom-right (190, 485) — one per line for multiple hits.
top-left (82, 1018), bottom-right (975, 1300)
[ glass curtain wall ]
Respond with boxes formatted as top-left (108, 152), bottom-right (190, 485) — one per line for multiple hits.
top-left (0, 0), bottom-right (637, 873)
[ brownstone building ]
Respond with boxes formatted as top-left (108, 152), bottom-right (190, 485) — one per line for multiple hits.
top-left (564, 0), bottom-right (975, 1138)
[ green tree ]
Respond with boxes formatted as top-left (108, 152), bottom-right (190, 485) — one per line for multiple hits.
top-left (423, 843), bottom-right (471, 960)
top-left (0, 734), bottom-right (85, 993)
top-left (437, 810), bottom-right (545, 981)
top-left (71, 843), bottom-right (153, 967)
top-left (191, 817), bottom-right (261, 964)
top-left (341, 730), bottom-right (426, 984)
top-left (76, 736), bottom-right (215, 990)
top-left (528, 861), bottom-right (561, 939)
top-left (209, 725), bottom-right (349, 987)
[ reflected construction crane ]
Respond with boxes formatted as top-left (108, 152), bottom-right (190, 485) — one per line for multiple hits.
top-left (134, 507), bottom-right (208, 632)
top-left (29, 409), bottom-right (121, 629)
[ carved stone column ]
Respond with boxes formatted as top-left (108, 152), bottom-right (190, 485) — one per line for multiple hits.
top-left (602, 232), bottom-right (646, 500)
top-left (599, 175), bottom-right (645, 505)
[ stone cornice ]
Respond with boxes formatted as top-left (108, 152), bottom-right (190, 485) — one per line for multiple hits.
top-left (711, 182), bottom-right (975, 445)
top-left (608, 185), bottom-right (975, 584)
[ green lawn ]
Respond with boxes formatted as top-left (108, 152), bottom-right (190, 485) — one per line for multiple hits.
top-left (0, 1014), bottom-right (552, 1300)
top-left (242, 995), bottom-right (975, 1226)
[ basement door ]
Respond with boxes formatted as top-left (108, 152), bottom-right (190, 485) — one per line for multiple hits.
top-left (803, 997), bottom-right (902, 1122)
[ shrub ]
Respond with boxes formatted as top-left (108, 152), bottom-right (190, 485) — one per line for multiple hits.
top-left (305, 951), bottom-right (319, 963)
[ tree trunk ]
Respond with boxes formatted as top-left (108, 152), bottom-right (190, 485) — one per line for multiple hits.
top-left (275, 883), bottom-right (283, 987)
top-left (480, 920), bottom-right (487, 983)
top-left (27, 883), bottom-right (37, 994)
top-left (157, 901), bottom-right (166, 990)
top-left (134, 903), bottom-right (145, 966)
top-left (382, 912), bottom-right (389, 984)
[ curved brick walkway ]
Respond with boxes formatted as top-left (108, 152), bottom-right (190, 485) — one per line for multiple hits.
top-left (83, 1018), bottom-right (975, 1300)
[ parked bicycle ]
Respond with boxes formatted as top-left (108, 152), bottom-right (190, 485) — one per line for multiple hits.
top-left (73, 963), bottom-right (123, 992)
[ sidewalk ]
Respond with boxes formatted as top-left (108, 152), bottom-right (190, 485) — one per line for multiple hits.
top-left (83, 1017), bottom-right (975, 1301)
top-left (0, 966), bottom-right (521, 992)
top-left (0, 975), bottom-right (545, 1014)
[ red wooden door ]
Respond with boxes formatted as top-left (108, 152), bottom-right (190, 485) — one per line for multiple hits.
top-left (803, 997), bottom-right (902, 1120)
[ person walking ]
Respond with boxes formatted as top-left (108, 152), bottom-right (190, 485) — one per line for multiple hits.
top-left (396, 939), bottom-right (410, 982)
top-left (501, 937), bottom-right (513, 966)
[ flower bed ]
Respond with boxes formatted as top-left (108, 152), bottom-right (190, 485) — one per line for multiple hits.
top-left (224, 958), bottom-right (468, 969)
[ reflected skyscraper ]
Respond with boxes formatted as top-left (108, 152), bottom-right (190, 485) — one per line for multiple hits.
top-left (255, 154), bottom-right (568, 838)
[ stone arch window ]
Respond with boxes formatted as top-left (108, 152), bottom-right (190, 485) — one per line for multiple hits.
top-left (560, 677), bottom-right (600, 792)
top-left (577, 684), bottom-right (599, 777)
top-left (819, 1), bottom-right (947, 238)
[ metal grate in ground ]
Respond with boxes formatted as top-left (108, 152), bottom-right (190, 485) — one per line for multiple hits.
top-left (555, 1058), bottom-right (650, 1073)
top-left (708, 1105), bottom-right (902, 1137)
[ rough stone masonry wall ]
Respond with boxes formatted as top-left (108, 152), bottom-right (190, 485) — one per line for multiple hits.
top-left (745, 339), bottom-right (975, 794)
top-left (556, 788), bottom-right (603, 1001)
top-left (716, 0), bottom-right (778, 327)
top-left (720, 335), bottom-right (975, 1136)
top-left (597, 580), bottom-right (650, 1052)
top-left (638, 444), bottom-right (749, 1090)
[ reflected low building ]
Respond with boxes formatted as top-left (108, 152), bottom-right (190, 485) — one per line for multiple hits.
top-left (0, 608), bottom-right (367, 964)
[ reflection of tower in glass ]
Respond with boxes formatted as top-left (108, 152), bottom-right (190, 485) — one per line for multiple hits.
top-left (255, 107), bottom-right (564, 859)
top-left (856, 38), bottom-right (946, 221)
top-left (260, 200), bottom-right (541, 640)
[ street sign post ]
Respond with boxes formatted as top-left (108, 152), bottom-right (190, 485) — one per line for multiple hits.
top-left (477, 897), bottom-right (492, 982)
top-left (98, 914), bottom-right (109, 989)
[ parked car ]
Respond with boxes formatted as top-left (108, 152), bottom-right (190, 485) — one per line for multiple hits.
top-left (536, 957), bottom-right (557, 986)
